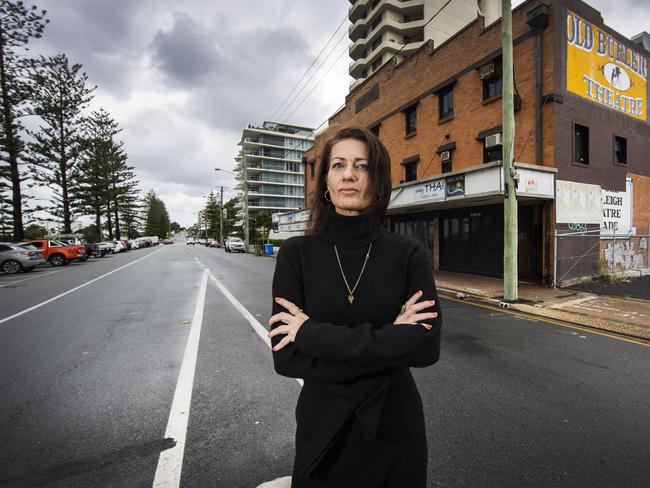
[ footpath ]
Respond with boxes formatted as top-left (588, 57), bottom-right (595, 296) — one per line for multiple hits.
top-left (435, 271), bottom-right (650, 341)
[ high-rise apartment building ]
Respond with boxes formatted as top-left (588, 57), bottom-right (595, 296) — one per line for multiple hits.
top-left (235, 122), bottom-right (314, 226)
top-left (348, 0), bottom-right (502, 90)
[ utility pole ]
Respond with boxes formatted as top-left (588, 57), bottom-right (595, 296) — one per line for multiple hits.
top-left (219, 185), bottom-right (224, 245)
top-left (502, 0), bottom-right (518, 301)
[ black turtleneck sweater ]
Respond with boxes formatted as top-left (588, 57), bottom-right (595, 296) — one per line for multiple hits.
top-left (271, 211), bottom-right (442, 486)
top-left (271, 211), bottom-right (442, 381)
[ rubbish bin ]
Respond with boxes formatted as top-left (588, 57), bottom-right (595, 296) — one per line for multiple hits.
top-left (265, 244), bottom-right (274, 255)
top-left (254, 245), bottom-right (262, 256)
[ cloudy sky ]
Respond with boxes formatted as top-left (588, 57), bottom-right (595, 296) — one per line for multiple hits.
top-left (27, 0), bottom-right (648, 228)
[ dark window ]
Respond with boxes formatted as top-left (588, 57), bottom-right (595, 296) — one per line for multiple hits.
top-left (482, 60), bottom-right (503, 100)
top-left (614, 135), bottom-right (627, 164)
top-left (442, 154), bottom-right (452, 173)
top-left (369, 124), bottom-right (380, 137)
top-left (483, 138), bottom-right (503, 163)
top-left (574, 123), bottom-right (589, 164)
top-left (371, 13), bottom-right (382, 30)
top-left (371, 0), bottom-right (380, 9)
top-left (372, 36), bottom-right (382, 51)
top-left (404, 105), bottom-right (417, 135)
top-left (404, 161), bottom-right (418, 182)
top-left (371, 57), bottom-right (382, 72)
top-left (439, 85), bottom-right (453, 119)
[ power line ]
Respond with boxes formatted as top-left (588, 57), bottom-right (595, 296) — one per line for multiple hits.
top-left (275, 28), bottom-right (349, 122)
top-left (269, 13), bottom-right (349, 122)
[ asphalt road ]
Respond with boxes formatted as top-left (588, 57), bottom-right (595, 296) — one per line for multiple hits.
top-left (0, 243), bottom-right (648, 487)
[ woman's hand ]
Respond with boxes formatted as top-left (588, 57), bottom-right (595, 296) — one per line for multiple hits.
top-left (268, 297), bottom-right (310, 352)
top-left (394, 290), bottom-right (437, 330)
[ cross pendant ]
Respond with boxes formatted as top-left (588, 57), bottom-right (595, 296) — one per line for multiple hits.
top-left (348, 294), bottom-right (354, 305)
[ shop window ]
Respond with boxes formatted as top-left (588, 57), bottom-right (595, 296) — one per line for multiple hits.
top-left (482, 59), bottom-right (503, 100)
top-left (439, 85), bottom-right (454, 119)
top-left (613, 135), bottom-right (627, 164)
top-left (574, 123), bottom-right (589, 164)
top-left (404, 105), bottom-right (417, 135)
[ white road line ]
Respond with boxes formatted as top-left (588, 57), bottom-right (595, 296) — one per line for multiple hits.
top-left (153, 269), bottom-right (208, 488)
top-left (197, 258), bottom-right (303, 387)
top-left (0, 248), bottom-right (164, 326)
top-left (0, 269), bottom-right (61, 288)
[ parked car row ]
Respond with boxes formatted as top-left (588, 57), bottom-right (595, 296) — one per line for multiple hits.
top-left (186, 237), bottom-right (221, 248)
top-left (0, 235), bottom-right (164, 274)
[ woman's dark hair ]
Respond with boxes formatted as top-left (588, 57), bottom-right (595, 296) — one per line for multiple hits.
top-left (307, 126), bottom-right (392, 235)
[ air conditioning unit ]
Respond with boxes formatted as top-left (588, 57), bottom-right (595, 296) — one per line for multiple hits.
top-left (440, 151), bottom-right (451, 162)
top-left (485, 133), bottom-right (502, 148)
top-left (478, 63), bottom-right (496, 80)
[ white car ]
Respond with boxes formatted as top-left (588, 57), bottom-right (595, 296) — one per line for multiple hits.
top-left (225, 237), bottom-right (245, 253)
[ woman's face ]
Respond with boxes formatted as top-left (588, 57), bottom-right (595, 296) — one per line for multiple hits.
top-left (326, 138), bottom-right (373, 216)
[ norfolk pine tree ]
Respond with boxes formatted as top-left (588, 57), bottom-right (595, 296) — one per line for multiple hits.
top-left (26, 53), bottom-right (95, 233)
top-left (0, 0), bottom-right (48, 241)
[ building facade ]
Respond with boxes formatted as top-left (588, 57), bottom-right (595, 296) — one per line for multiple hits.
top-left (348, 0), bottom-right (502, 90)
top-left (235, 122), bottom-right (314, 226)
top-left (305, 0), bottom-right (650, 284)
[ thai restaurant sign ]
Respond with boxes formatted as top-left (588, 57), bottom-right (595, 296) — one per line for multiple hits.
top-left (566, 10), bottom-right (648, 121)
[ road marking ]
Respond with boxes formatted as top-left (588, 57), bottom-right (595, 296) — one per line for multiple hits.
top-left (153, 269), bottom-right (208, 488)
top-left (0, 248), bottom-right (164, 326)
top-left (194, 257), bottom-right (303, 387)
top-left (0, 269), bottom-right (61, 287)
top-left (441, 295), bottom-right (650, 348)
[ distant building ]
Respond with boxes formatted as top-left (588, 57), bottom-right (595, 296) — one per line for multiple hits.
top-left (235, 122), bottom-right (314, 227)
top-left (348, 0), bottom-right (502, 90)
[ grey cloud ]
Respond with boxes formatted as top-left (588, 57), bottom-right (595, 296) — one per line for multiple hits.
top-left (151, 13), bottom-right (222, 86)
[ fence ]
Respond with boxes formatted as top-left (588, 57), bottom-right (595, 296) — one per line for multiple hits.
top-left (554, 227), bottom-right (650, 287)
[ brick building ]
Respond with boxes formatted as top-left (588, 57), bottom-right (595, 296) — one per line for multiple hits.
top-left (303, 0), bottom-right (650, 284)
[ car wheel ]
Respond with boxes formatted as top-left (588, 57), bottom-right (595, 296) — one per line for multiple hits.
top-left (1, 259), bottom-right (22, 274)
top-left (49, 254), bottom-right (65, 266)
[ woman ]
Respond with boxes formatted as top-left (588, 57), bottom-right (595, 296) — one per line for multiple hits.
top-left (268, 127), bottom-right (442, 487)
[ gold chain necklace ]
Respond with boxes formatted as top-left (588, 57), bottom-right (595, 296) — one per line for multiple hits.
top-left (334, 242), bottom-right (373, 305)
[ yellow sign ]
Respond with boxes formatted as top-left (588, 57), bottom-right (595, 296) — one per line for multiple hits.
top-left (566, 11), bottom-right (648, 121)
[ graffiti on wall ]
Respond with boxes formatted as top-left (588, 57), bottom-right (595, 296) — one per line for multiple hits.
top-left (603, 237), bottom-right (648, 270)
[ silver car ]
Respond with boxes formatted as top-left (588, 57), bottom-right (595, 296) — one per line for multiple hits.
top-left (225, 237), bottom-right (246, 253)
top-left (0, 242), bottom-right (46, 274)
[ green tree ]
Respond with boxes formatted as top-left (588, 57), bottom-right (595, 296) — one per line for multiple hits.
top-left (143, 189), bottom-right (169, 238)
top-left (77, 223), bottom-right (99, 243)
top-left (23, 222), bottom-right (45, 238)
top-left (170, 221), bottom-right (181, 233)
top-left (26, 53), bottom-right (95, 233)
top-left (0, 0), bottom-right (48, 241)
top-left (203, 190), bottom-right (220, 240)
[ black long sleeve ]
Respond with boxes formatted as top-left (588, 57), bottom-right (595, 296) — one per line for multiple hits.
top-left (271, 235), bottom-right (442, 380)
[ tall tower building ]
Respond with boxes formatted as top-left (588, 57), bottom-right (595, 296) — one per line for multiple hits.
top-left (235, 122), bottom-right (314, 227)
top-left (348, 0), bottom-right (501, 90)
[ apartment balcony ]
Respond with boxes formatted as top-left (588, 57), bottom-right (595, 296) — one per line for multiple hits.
top-left (248, 191), bottom-right (304, 199)
top-left (247, 178), bottom-right (304, 187)
top-left (349, 0), bottom-right (370, 23)
top-left (349, 17), bottom-right (425, 60)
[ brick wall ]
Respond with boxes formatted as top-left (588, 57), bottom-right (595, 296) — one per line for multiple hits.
top-left (628, 173), bottom-right (650, 234)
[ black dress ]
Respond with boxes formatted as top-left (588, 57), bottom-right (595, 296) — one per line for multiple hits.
top-left (271, 211), bottom-right (442, 488)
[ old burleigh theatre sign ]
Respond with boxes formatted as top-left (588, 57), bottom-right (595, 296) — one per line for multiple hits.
top-left (566, 10), bottom-right (648, 121)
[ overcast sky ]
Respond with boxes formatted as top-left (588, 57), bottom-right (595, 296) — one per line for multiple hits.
top-left (27, 0), bottom-right (649, 228)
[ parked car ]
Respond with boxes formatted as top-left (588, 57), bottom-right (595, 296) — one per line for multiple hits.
top-left (48, 235), bottom-right (95, 260)
top-left (0, 242), bottom-right (46, 274)
top-left (209, 240), bottom-right (221, 248)
top-left (225, 237), bottom-right (245, 253)
top-left (97, 241), bottom-right (117, 255)
top-left (21, 239), bottom-right (85, 266)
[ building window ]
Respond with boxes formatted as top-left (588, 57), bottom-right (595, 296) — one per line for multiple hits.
top-left (439, 85), bottom-right (453, 119)
top-left (371, 13), bottom-right (382, 30)
top-left (574, 123), bottom-right (589, 164)
top-left (613, 135), bottom-right (627, 164)
top-left (482, 59), bottom-right (503, 100)
top-left (402, 155), bottom-right (419, 182)
top-left (369, 124), bottom-right (380, 137)
top-left (371, 57), bottom-right (382, 72)
top-left (404, 105), bottom-right (417, 135)
top-left (441, 154), bottom-right (452, 173)
top-left (372, 36), bottom-right (382, 51)
top-left (483, 136), bottom-right (502, 164)
top-left (404, 161), bottom-right (417, 182)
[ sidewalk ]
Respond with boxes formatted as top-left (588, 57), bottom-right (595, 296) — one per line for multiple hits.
top-left (435, 271), bottom-right (650, 340)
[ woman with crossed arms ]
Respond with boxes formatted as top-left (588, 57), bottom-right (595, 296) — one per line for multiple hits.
top-left (268, 127), bottom-right (442, 488)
